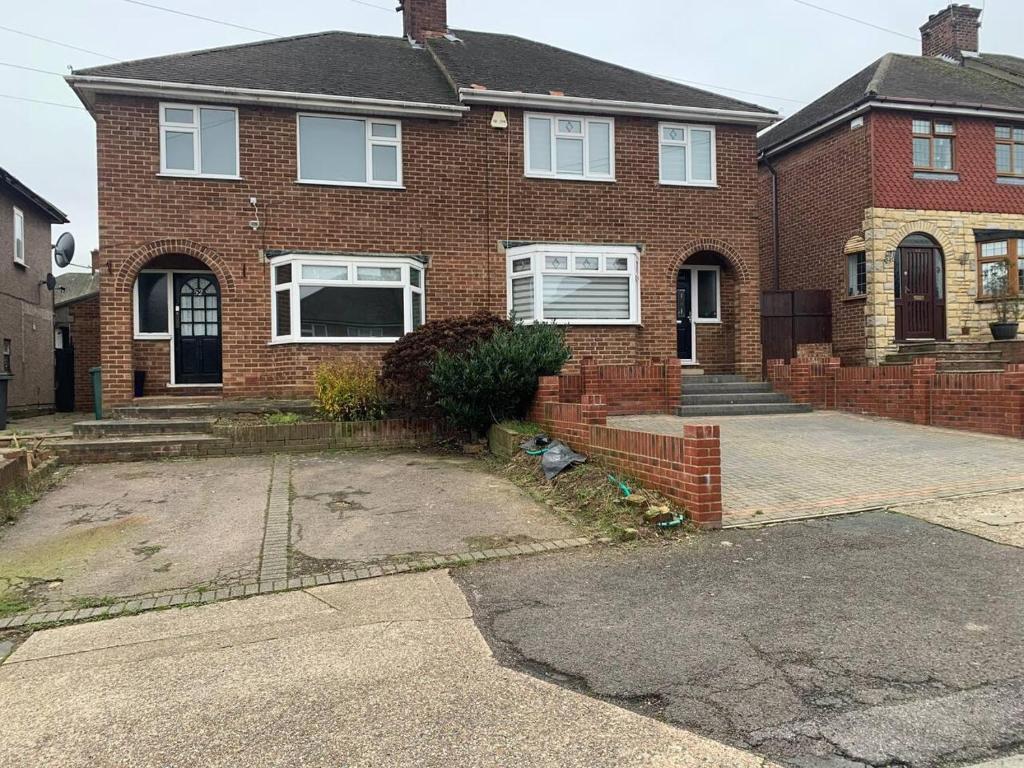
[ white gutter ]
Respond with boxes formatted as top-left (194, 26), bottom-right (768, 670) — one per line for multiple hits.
top-left (66, 75), bottom-right (469, 120)
top-left (457, 88), bottom-right (779, 127)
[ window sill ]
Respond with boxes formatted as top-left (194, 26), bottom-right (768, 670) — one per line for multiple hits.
top-left (996, 176), bottom-right (1024, 186)
top-left (975, 296), bottom-right (1021, 304)
top-left (539, 320), bottom-right (641, 326)
top-left (168, 382), bottom-right (222, 388)
top-left (844, 294), bottom-right (868, 302)
top-left (157, 173), bottom-right (243, 182)
top-left (659, 181), bottom-right (718, 189)
top-left (524, 173), bottom-right (616, 184)
top-left (295, 179), bottom-right (405, 190)
top-left (692, 318), bottom-right (722, 325)
top-left (12, 260), bottom-right (26, 268)
top-left (912, 171), bottom-right (959, 182)
top-left (268, 338), bottom-right (399, 345)
top-left (134, 333), bottom-right (172, 341)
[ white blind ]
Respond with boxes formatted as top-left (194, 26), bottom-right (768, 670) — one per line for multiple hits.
top-left (511, 277), bottom-right (535, 321)
top-left (542, 275), bottom-right (629, 320)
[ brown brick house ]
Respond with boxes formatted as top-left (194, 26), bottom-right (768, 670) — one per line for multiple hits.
top-left (65, 0), bottom-right (777, 406)
top-left (0, 167), bottom-right (68, 416)
top-left (759, 3), bottom-right (1024, 366)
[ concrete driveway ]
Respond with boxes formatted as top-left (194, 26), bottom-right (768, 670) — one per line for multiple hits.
top-left (455, 512), bottom-right (1024, 767)
top-left (612, 412), bottom-right (1024, 526)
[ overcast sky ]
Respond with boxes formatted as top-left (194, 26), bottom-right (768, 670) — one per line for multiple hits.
top-left (1, 0), bottom-right (1020, 272)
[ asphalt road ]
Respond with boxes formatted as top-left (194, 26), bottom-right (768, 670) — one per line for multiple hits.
top-left (454, 512), bottom-right (1024, 767)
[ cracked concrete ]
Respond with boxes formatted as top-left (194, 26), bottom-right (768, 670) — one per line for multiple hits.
top-left (454, 512), bottom-right (1024, 767)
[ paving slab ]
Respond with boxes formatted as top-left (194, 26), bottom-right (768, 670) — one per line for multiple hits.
top-left (612, 411), bottom-right (1024, 525)
top-left (896, 489), bottom-right (1024, 547)
top-left (0, 456), bottom-right (272, 608)
top-left (290, 452), bottom-right (574, 568)
top-left (0, 571), bottom-right (772, 768)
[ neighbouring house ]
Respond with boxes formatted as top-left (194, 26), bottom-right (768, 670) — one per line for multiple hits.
top-left (54, 270), bottom-right (101, 413)
top-left (759, 3), bottom-right (1024, 367)
top-left (65, 0), bottom-right (778, 406)
top-left (0, 166), bottom-right (69, 416)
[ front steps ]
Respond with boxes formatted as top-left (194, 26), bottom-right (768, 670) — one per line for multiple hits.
top-left (883, 341), bottom-right (1006, 373)
top-left (676, 374), bottom-right (811, 417)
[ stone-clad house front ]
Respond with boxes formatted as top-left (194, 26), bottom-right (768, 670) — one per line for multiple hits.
top-left (759, 3), bottom-right (1024, 366)
top-left (66, 0), bottom-right (777, 406)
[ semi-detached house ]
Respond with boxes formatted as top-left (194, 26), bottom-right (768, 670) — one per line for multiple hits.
top-left (66, 0), bottom-right (778, 405)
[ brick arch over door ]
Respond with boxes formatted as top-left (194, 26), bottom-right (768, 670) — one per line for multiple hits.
top-left (667, 238), bottom-right (751, 282)
top-left (883, 222), bottom-right (956, 257)
top-left (115, 239), bottom-right (236, 294)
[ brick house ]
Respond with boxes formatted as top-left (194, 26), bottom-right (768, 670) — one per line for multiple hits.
top-left (0, 166), bottom-right (68, 416)
top-left (54, 272), bottom-right (101, 413)
top-left (65, 0), bottom-right (777, 406)
top-left (759, 3), bottom-right (1024, 366)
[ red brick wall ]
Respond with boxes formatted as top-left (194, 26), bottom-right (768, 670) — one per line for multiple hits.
top-left (529, 357), bottom-right (680, 417)
top-left (759, 117), bottom-right (874, 365)
top-left (93, 95), bottom-right (764, 405)
top-left (69, 296), bottom-right (100, 412)
top-left (873, 111), bottom-right (1024, 214)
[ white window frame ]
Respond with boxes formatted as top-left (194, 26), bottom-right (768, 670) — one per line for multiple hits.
top-left (158, 102), bottom-right (240, 179)
top-left (270, 253), bottom-right (424, 344)
top-left (524, 113), bottom-right (615, 182)
top-left (12, 207), bottom-right (25, 265)
top-left (687, 265), bottom-right (722, 324)
top-left (296, 113), bottom-right (403, 188)
top-left (133, 270), bottom-right (174, 340)
top-left (506, 243), bottom-right (640, 325)
top-left (659, 123), bottom-right (717, 187)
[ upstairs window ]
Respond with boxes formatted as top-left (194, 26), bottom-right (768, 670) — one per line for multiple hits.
top-left (160, 104), bottom-right (239, 178)
top-left (995, 125), bottom-right (1024, 177)
top-left (524, 114), bottom-right (614, 181)
top-left (12, 207), bottom-right (24, 265)
top-left (659, 124), bottom-right (716, 186)
top-left (977, 239), bottom-right (1022, 298)
top-left (507, 244), bottom-right (639, 325)
top-left (912, 119), bottom-right (955, 171)
top-left (297, 114), bottom-right (402, 187)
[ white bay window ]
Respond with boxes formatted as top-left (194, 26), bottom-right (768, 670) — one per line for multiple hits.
top-left (271, 254), bottom-right (424, 343)
top-left (507, 244), bottom-right (639, 325)
top-left (297, 114), bottom-right (402, 187)
top-left (525, 114), bottom-right (614, 181)
top-left (659, 123), bottom-right (716, 186)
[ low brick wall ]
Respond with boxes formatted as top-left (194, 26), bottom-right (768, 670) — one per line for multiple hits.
top-left (542, 356), bottom-right (681, 416)
top-left (0, 450), bottom-right (29, 492)
top-left (212, 418), bottom-right (446, 452)
top-left (768, 357), bottom-right (1024, 439)
top-left (529, 384), bottom-right (722, 528)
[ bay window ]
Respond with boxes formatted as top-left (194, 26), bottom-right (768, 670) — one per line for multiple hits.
top-left (159, 103), bottom-right (238, 178)
top-left (524, 114), bottom-right (614, 181)
top-left (297, 114), bottom-right (402, 187)
top-left (659, 124), bottom-right (716, 186)
top-left (271, 254), bottom-right (424, 343)
top-left (507, 244), bottom-right (639, 324)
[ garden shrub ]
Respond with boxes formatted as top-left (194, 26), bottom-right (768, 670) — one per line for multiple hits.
top-left (314, 361), bottom-right (388, 422)
top-left (430, 322), bottom-right (571, 435)
top-left (379, 311), bottom-right (510, 413)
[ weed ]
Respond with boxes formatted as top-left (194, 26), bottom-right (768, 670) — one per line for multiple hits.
top-left (265, 412), bottom-right (303, 425)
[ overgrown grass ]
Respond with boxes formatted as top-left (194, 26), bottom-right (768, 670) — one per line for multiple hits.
top-left (0, 464), bottom-right (65, 530)
top-left (0, 594), bottom-right (33, 617)
top-left (265, 412), bottom-right (305, 425)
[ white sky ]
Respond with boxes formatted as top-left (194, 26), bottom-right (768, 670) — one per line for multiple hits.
top-left (1, 0), bottom-right (1020, 272)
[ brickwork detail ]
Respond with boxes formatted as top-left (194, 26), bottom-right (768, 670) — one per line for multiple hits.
top-left (68, 296), bottom-right (100, 412)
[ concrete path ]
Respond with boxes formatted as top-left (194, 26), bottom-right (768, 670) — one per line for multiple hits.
top-left (0, 571), bottom-right (772, 768)
top-left (455, 513), bottom-right (1024, 767)
top-left (611, 411), bottom-right (1024, 526)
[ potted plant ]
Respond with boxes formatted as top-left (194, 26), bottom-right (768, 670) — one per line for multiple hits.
top-left (990, 284), bottom-right (1022, 341)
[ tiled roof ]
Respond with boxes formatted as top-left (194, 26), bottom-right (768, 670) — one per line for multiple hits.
top-left (0, 166), bottom-right (68, 223)
top-left (54, 272), bottom-right (100, 306)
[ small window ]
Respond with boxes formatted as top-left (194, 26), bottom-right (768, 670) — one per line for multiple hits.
top-left (912, 118), bottom-right (955, 171)
top-left (847, 252), bottom-right (867, 297)
top-left (524, 114), bottom-right (615, 181)
top-left (297, 114), bottom-right (402, 187)
top-left (159, 104), bottom-right (238, 177)
top-left (659, 124), bottom-right (716, 186)
top-left (2, 339), bottom-right (10, 374)
top-left (134, 273), bottom-right (170, 336)
top-left (977, 239), bottom-right (1021, 298)
top-left (995, 125), bottom-right (1024, 177)
top-left (12, 207), bottom-right (24, 265)
top-left (695, 269), bottom-right (719, 320)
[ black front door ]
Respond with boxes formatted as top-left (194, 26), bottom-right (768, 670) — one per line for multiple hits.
top-left (676, 270), bottom-right (693, 361)
top-left (173, 274), bottom-right (222, 385)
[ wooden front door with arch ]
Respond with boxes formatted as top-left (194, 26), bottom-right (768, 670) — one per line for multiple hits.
top-left (173, 273), bottom-right (222, 384)
top-left (894, 234), bottom-right (945, 341)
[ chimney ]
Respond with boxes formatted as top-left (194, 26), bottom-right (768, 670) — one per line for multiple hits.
top-left (920, 4), bottom-right (981, 59)
top-left (400, 0), bottom-right (448, 43)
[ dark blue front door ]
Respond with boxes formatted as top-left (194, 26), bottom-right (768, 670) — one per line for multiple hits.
top-left (173, 274), bottom-right (222, 385)
top-left (676, 270), bottom-right (693, 361)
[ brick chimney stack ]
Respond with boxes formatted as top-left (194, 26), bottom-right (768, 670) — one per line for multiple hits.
top-left (400, 0), bottom-right (448, 43)
top-left (920, 4), bottom-right (982, 59)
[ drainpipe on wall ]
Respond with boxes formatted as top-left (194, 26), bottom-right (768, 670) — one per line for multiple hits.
top-left (763, 153), bottom-right (781, 291)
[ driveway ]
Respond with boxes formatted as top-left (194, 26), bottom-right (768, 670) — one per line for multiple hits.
top-left (454, 512), bottom-right (1024, 767)
top-left (612, 412), bottom-right (1024, 525)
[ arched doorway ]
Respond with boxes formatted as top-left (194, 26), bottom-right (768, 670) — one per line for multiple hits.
top-left (173, 273), bottom-right (222, 384)
top-left (676, 251), bottom-right (728, 364)
top-left (895, 233), bottom-right (945, 341)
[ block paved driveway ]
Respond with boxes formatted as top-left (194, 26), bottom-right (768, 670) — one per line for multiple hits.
top-left (612, 411), bottom-right (1024, 526)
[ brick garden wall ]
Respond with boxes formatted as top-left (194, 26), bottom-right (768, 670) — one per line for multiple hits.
top-left (550, 357), bottom-right (682, 416)
top-left (768, 357), bottom-right (1024, 438)
top-left (93, 96), bottom-right (764, 405)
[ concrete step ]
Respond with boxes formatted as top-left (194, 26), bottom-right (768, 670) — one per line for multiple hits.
top-left (681, 382), bottom-right (774, 395)
top-left (674, 402), bottom-right (813, 417)
top-left (895, 342), bottom-right (994, 354)
top-left (885, 351), bottom-right (1004, 363)
top-left (680, 393), bottom-right (790, 406)
top-left (681, 374), bottom-right (748, 384)
top-left (935, 361), bottom-right (1007, 373)
top-left (55, 434), bottom-right (229, 464)
top-left (112, 399), bottom-right (314, 421)
top-left (73, 419), bottom-right (214, 439)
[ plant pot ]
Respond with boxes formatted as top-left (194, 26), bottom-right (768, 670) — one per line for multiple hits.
top-left (990, 322), bottom-right (1020, 341)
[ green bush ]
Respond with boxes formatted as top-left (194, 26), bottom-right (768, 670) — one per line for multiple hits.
top-left (380, 312), bottom-right (511, 414)
top-left (314, 361), bottom-right (388, 422)
top-left (431, 323), bottom-right (571, 435)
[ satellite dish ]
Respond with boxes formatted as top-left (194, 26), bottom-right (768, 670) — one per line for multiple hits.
top-left (53, 232), bottom-right (75, 269)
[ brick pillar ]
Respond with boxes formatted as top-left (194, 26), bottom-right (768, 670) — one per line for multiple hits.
top-left (682, 424), bottom-right (722, 529)
top-left (1003, 364), bottom-right (1024, 438)
top-left (580, 393), bottom-right (607, 427)
top-left (529, 375), bottom-right (559, 425)
top-left (735, 283), bottom-right (763, 381)
top-left (663, 356), bottom-right (681, 413)
top-left (822, 357), bottom-right (841, 409)
top-left (911, 357), bottom-right (937, 426)
top-left (788, 358), bottom-right (812, 405)
top-left (99, 271), bottom-right (134, 408)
